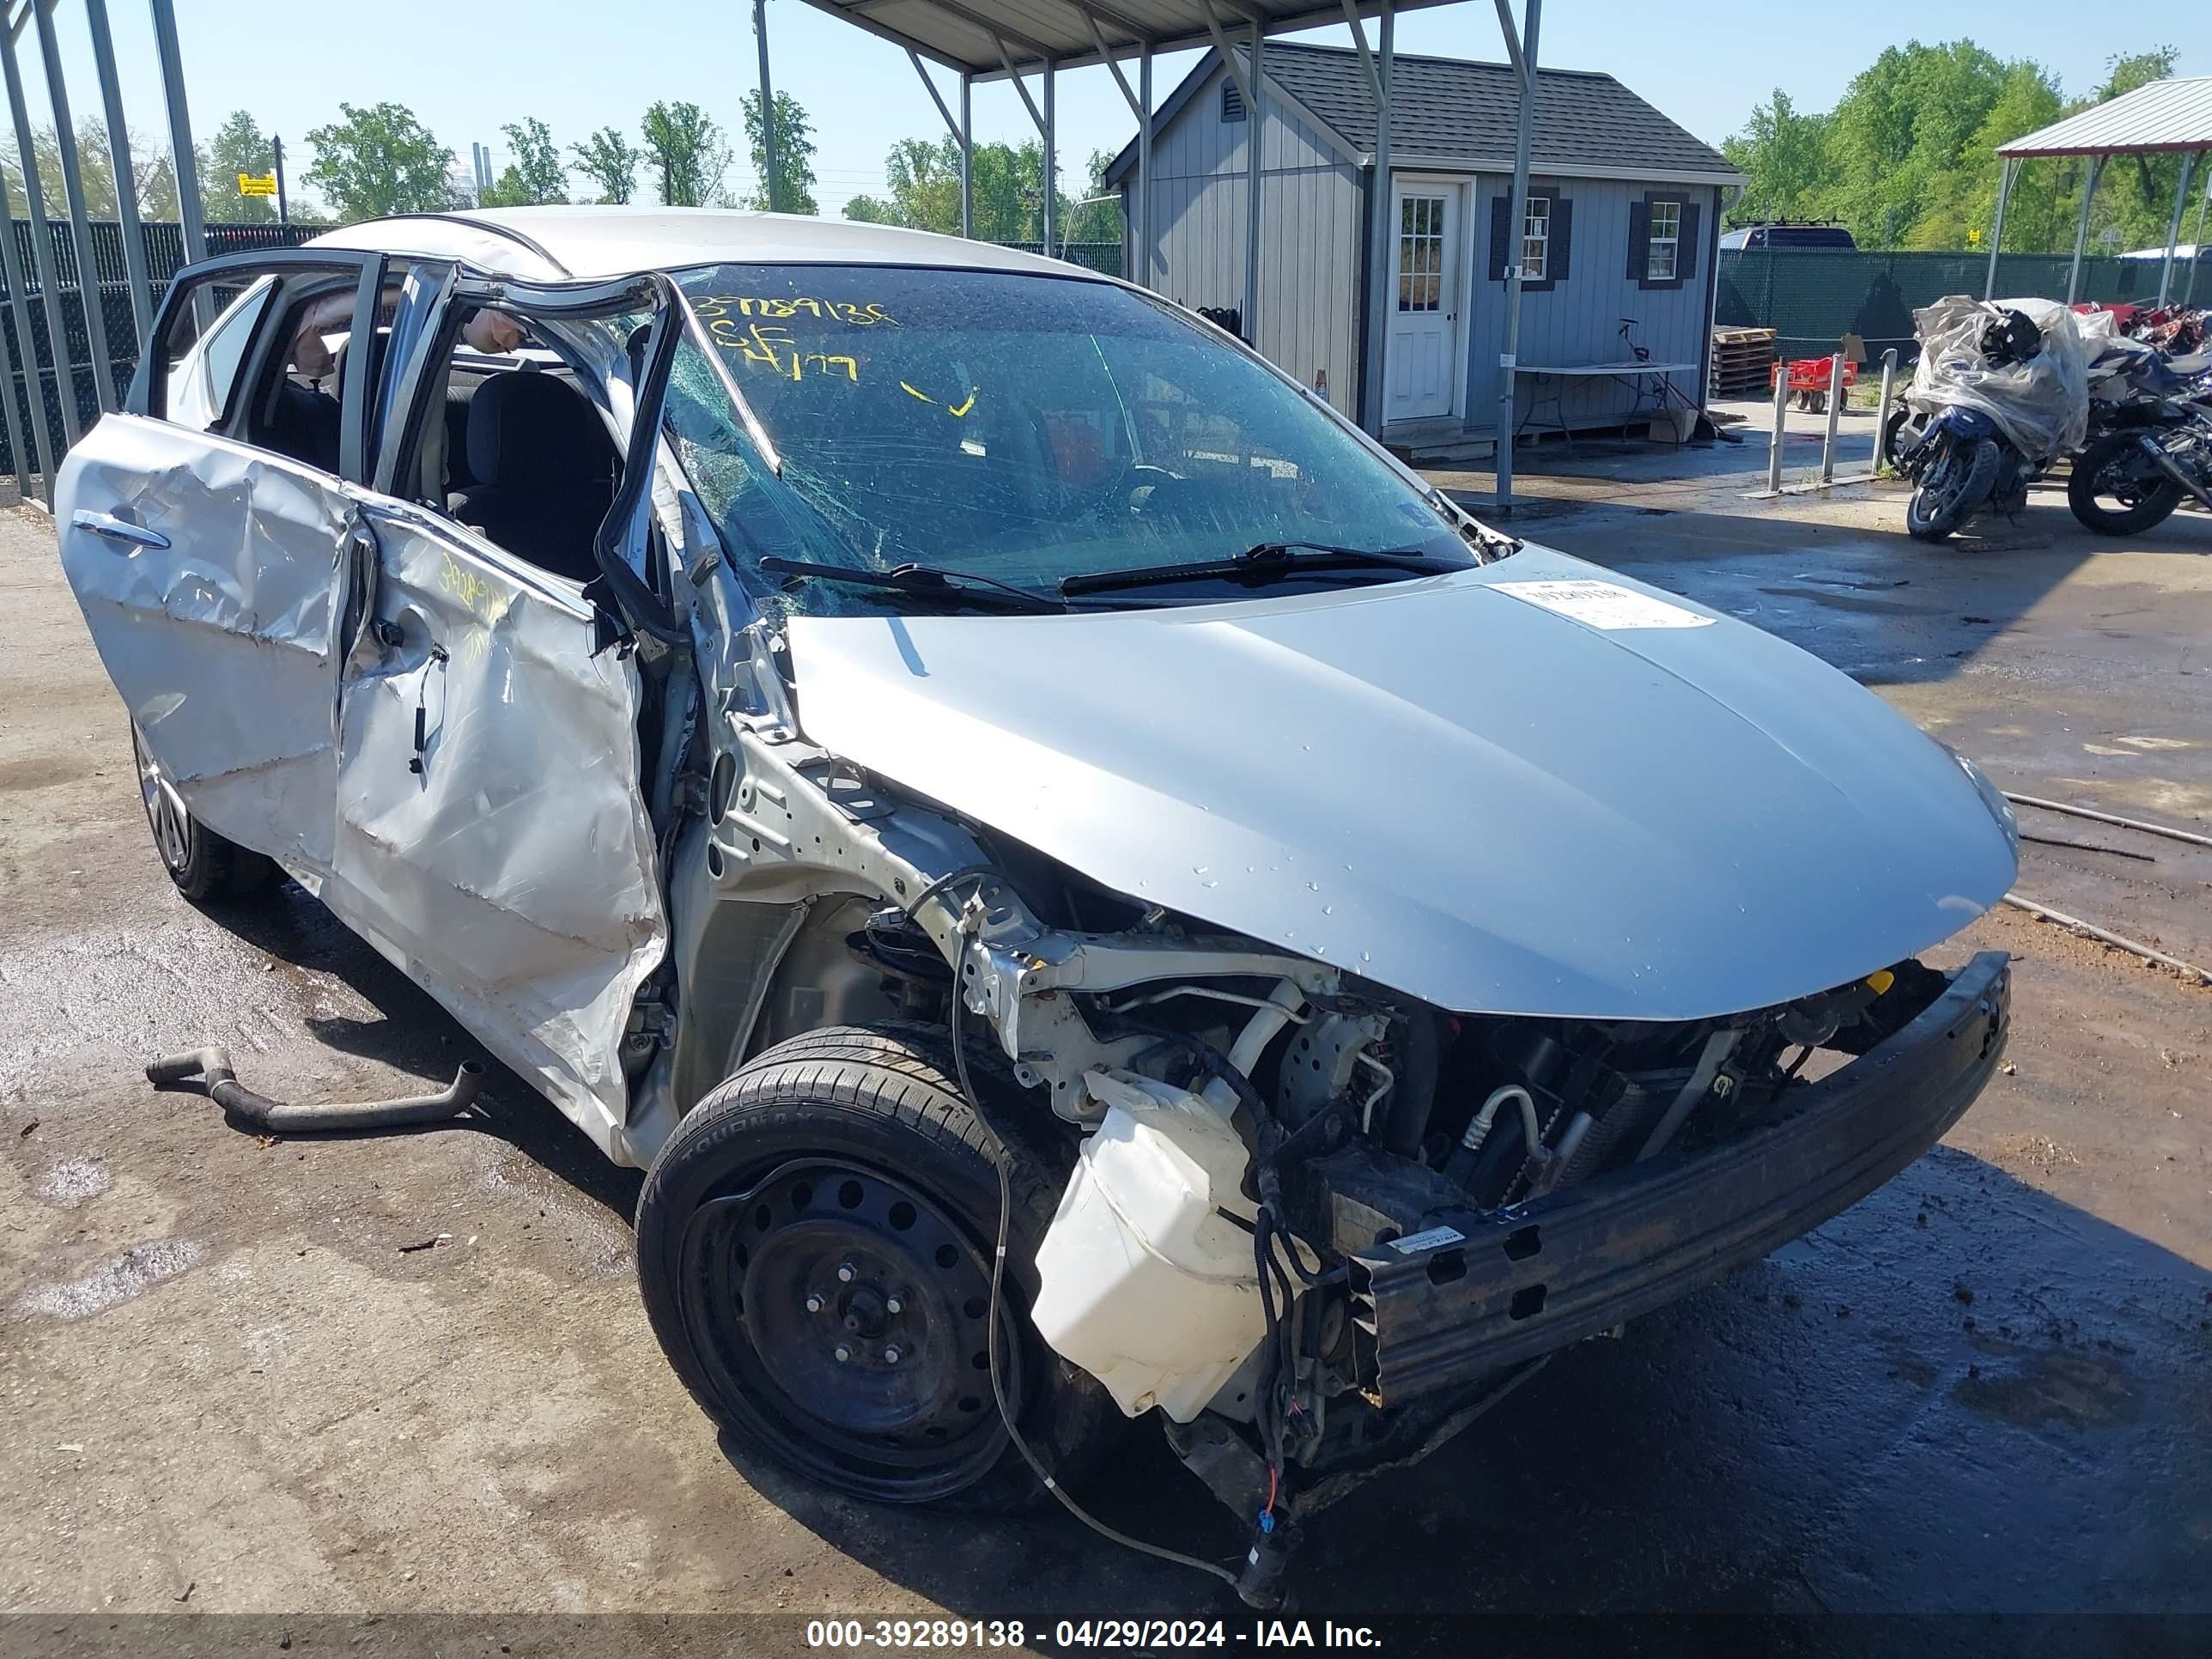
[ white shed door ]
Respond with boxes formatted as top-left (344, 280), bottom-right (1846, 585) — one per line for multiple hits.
top-left (1385, 185), bottom-right (1461, 422)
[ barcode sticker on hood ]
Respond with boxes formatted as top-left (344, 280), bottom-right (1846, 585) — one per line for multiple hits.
top-left (1490, 580), bottom-right (1715, 630)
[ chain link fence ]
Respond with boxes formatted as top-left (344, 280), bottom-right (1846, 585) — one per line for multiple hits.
top-left (1715, 247), bottom-right (2198, 362)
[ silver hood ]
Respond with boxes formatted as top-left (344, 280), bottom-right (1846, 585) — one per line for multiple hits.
top-left (782, 548), bottom-right (2017, 1021)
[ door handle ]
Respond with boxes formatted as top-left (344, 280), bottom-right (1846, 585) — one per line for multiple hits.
top-left (71, 509), bottom-right (170, 551)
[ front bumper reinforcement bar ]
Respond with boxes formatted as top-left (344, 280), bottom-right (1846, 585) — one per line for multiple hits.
top-left (1351, 951), bottom-right (2011, 1401)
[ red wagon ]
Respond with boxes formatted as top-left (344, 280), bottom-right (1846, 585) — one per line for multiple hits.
top-left (1771, 356), bottom-right (1858, 413)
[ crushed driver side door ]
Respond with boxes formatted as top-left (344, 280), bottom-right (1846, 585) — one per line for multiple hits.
top-left (55, 251), bottom-right (385, 879)
top-left (320, 269), bottom-right (683, 1165)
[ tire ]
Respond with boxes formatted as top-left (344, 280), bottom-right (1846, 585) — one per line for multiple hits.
top-left (635, 1023), bottom-right (1120, 1511)
top-left (131, 725), bottom-right (280, 903)
top-left (2067, 431), bottom-right (2185, 536)
top-left (1881, 406), bottom-right (1923, 469)
top-left (1905, 437), bottom-right (2002, 542)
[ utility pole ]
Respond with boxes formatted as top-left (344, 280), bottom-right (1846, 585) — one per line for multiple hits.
top-left (753, 0), bottom-right (781, 212)
top-left (272, 134), bottom-right (289, 223)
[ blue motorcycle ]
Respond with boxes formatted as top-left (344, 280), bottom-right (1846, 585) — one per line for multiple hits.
top-left (1894, 406), bottom-right (2016, 542)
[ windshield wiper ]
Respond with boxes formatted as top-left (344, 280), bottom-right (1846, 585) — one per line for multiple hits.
top-left (757, 556), bottom-right (1066, 614)
top-left (1058, 541), bottom-right (1460, 598)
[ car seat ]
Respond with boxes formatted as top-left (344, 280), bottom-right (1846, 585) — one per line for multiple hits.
top-left (447, 371), bottom-right (617, 581)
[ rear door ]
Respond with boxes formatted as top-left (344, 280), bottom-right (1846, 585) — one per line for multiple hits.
top-left (56, 249), bottom-right (384, 879)
top-left (320, 270), bottom-right (680, 1164)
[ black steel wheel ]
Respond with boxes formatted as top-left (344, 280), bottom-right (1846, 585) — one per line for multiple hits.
top-left (131, 724), bottom-right (279, 902)
top-left (2067, 430), bottom-right (2185, 536)
top-left (635, 1024), bottom-right (1118, 1510)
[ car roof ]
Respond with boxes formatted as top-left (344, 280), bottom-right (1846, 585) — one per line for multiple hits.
top-left (306, 205), bottom-right (1097, 284)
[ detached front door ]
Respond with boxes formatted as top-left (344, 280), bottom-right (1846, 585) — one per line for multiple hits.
top-left (1385, 182), bottom-right (1462, 423)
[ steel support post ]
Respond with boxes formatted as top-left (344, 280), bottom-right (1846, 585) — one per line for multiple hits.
top-left (2065, 155), bottom-right (2104, 305)
top-left (1495, 0), bottom-right (1540, 509)
top-left (1983, 157), bottom-right (2015, 300)
top-left (147, 0), bottom-right (204, 263)
top-left (2157, 150), bottom-right (2199, 308)
top-left (1243, 21), bottom-right (1261, 346)
top-left (84, 0), bottom-right (153, 349)
top-left (959, 75), bottom-right (972, 238)
top-left (1, 22), bottom-right (80, 447)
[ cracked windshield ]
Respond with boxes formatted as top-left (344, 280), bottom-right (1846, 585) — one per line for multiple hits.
top-left (663, 264), bottom-right (1472, 612)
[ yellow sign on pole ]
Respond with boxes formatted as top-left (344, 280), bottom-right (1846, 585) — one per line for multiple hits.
top-left (238, 172), bottom-right (278, 198)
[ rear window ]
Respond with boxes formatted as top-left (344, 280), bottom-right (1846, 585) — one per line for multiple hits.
top-left (1762, 226), bottom-right (1856, 250)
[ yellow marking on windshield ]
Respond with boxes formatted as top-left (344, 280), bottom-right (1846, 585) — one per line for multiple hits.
top-left (899, 380), bottom-right (979, 417)
top-left (691, 294), bottom-right (896, 327)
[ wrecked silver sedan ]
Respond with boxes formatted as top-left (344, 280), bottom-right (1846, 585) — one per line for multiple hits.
top-left (58, 208), bottom-right (2015, 1601)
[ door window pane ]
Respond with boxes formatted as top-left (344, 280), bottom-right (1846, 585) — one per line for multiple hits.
top-left (158, 276), bottom-right (276, 431)
top-left (1398, 195), bottom-right (1444, 313)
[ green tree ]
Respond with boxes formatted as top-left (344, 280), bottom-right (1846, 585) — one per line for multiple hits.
top-left (842, 136), bottom-right (1115, 245)
top-left (304, 101), bottom-right (454, 221)
top-left (1714, 39), bottom-right (2188, 252)
top-left (740, 89), bottom-right (817, 214)
top-left (569, 125), bottom-right (639, 204)
top-left (1721, 90), bottom-right (1835, 226)
top-left (479, 118), bottom-right (568, 207)
top-left (640, 100), bottom-right (729, 207)
top-left (2093, 47), bottom-right (2185, 241)
top-left (198, 109), bottom-right (276, 222)
top-left (4, 118), bottom-right (179, 219)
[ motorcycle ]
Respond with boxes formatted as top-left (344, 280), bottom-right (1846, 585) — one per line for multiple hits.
top-left (1894, 407), bottom-right (2014, 539)
top-left (1893, 298), bottom-right (2088, 544)
top-left (2068, 396), bottom-right (2212, 535)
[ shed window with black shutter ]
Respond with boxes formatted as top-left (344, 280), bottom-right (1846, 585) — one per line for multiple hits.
top-left (1487, 187), bottom-right (1569, 293)
top-left (1628, 191), bottom-right (1702, 290)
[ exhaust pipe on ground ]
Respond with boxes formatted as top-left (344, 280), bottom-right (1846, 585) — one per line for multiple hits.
top-left (145, 1046), bottom-right (483, 1132)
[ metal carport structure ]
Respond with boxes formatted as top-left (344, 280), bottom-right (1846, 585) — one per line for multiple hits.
top-left (778, 0), bottom-right (1545, 483)
top-left (1988, 75), bottom-right (2212, 307)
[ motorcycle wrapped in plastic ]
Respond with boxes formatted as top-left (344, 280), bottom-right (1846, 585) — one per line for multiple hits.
top-left (1891, 296), bottom-right (2088, 541)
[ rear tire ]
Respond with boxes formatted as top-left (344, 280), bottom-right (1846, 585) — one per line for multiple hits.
top-left (2067, 432), bottom-right (2185, 536)
top-left (131, 726), bottom-right (280, 903)
top-left (1905, 437), bottom-right (2002, 542)
top-left (635, 1023), bottom-right (1119, 1511)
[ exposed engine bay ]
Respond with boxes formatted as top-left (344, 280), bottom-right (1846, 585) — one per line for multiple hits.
top-left (605, 593), bottom-right (2015, 1603)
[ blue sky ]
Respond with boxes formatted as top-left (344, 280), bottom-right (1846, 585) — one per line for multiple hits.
top-left (30, 0), bottom-right (2212, 217)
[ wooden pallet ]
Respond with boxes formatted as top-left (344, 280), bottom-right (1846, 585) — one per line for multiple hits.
top-left (1709, 326), bottom-right (1777, 399)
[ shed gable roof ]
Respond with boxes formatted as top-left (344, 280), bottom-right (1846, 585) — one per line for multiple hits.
top-left (1105, 43), bottom-right (1741, 185)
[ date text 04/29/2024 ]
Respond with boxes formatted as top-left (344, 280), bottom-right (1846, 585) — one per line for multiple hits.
top-left (805, 1620), bottom-right (1384, 1649)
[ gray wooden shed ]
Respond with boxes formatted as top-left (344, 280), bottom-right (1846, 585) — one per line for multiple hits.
top-left (1103, 43), bottom-right (1743, 451)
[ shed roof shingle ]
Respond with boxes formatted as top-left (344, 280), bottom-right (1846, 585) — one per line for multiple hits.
top-left (1109, 43), bottom-right (1740, 183)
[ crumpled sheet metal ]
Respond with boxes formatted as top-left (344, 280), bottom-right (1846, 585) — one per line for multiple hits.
top-left (320, 514), bottom-right (668, 1165)
top-left (1908, 295), bottom-right (2089, 460)
top-left (57, 416), bottom-right (349, 875)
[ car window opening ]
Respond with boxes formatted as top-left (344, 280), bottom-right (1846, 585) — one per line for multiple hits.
top-left (406, 305), bottom-right (623, 586)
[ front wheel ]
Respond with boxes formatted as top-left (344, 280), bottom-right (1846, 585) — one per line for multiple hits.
top-left (1905, 437), bottom-right (2002, 542)
top-left (131, 726), bottom-right (280, 902)
top-left (2068, 431), bottom-right (2185, 536)
top-left (635, 1024), bottom-right (1119, 1510)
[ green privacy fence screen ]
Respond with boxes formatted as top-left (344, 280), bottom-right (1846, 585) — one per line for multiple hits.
top-left (1714, 248), bottom-right (2203, 362)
